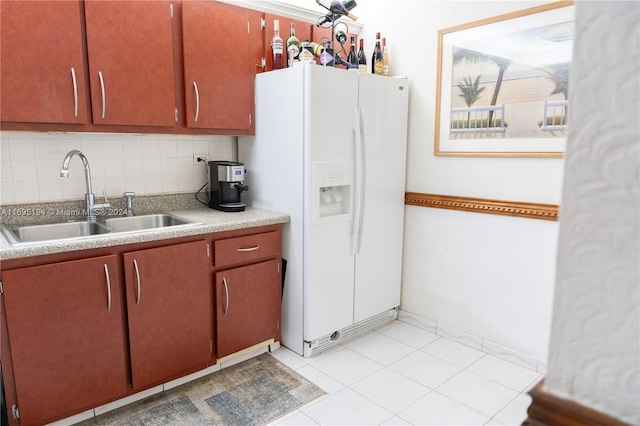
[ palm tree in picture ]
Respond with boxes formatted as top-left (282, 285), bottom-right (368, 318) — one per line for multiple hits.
top-left (544, 62), bottom-right (570, 123)
top-left (457, 75), bottom-right (485, 127)
top-left (453, 48), bottom-right (511, 125)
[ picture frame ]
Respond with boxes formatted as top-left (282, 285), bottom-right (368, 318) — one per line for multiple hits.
top-left (434, 1), bottom-right (575, 157)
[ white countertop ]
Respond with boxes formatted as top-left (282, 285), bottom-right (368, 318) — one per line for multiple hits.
top-left (0, 206), bottom-right (289, 260)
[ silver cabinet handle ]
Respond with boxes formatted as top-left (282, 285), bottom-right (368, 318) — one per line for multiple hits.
top-left (104, 263), bottom-right (112, 312)
top-left (193, 81), bottom-right (200, 123)
top-left (71, 67), bottom-right (78, 117)
top-left (133, 259), bottom-right (141, 305)
top-left (223, 277), bottom-right (229, 316)
top-left (237, 245), bottom-right (260, 252)
top-left (98, 71), bottom-right (106, 119)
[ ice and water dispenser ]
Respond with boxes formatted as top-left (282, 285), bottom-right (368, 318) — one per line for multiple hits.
top-left (313, 162), bottom-right (353, 222)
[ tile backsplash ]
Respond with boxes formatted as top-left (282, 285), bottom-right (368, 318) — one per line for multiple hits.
top-left (0, 131), bottom-right (235, 205)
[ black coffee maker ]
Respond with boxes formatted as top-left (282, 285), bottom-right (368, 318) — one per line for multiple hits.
top-left (208, 161), bottom-right (249, 212)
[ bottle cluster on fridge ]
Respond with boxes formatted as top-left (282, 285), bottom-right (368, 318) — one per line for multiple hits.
top-left (271, 20), bottom-right (391, 76)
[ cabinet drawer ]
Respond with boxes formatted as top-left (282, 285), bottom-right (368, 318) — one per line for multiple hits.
top-left (214, 231), bottom-right (280, 266)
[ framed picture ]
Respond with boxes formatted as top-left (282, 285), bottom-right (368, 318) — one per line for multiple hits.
top-left (434, 1), bottom-right (575, 157)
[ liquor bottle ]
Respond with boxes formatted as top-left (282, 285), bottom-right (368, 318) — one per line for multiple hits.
top-left (382, 37), bottom-right (390, 76)
top-left (271, 20), bottom-right (284, 69)
top-left (357, 38), bottom-right (367, 73)
top-left (320, 41), bottom-right (334, 66)
top-left (371, 32), bottom-right (383, 75)
top-left (347, 36), bottom-right (358, 69)
top-left (299, 39), bottom-right (314, 63)
top-left (286, 23), bottom-right (300, 67)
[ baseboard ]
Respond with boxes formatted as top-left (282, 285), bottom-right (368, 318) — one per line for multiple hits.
top-left (524, 380), bottom-right (632, 426)
top-left (398, 310), bottom-right (546, 373)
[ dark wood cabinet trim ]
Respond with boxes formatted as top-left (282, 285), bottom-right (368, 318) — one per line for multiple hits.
top-left (405, 192), bottom-right (559, 221)
top-left (524, 380), bottom-right (632, 426)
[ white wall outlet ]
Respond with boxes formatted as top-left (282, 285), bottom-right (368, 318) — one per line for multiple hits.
top-left (193, 154), bottom-right (209, 165)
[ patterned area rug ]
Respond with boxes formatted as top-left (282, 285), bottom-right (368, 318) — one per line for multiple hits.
top-left (79, 353), bottom-right (325, 426)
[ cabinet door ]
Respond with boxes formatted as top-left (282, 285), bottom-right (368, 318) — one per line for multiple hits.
top-left (182, 1), bottom-right (254, 131)
top-left (84, 0), bottom-right (176, 126)
top-left (123, 240), bottom-right (212, 390)
top-left (0, 0), bottom-right (88, 124)
top-left (1, 255), bottom-right (128, 425)
top-left (215, 259), bottom-right (281, 359)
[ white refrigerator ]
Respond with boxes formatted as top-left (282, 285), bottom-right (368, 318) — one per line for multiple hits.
top-left (239, 63), bottom-right (409, 356)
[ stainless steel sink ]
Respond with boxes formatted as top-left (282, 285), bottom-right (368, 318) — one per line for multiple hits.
top-left (102, 214), bottom-right (196, 233)
top-left (1, 221), bottom-right (111, 245)
top-left (1, 213), bottom-right (200, 245)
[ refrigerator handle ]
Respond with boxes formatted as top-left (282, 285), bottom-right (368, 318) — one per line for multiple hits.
top-left (351, 107), bottom-right (365, 255)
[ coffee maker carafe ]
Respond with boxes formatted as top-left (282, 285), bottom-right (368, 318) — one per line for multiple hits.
top-left (208, 161), bottom-right (248, 212)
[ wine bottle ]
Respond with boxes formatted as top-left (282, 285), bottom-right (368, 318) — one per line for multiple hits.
top-left (286, 23), bottom-right (300, 67)
top-left (357, 38), bottom-right (367, 73)
top-left (382, 37), bottom-right (390, 76)
top-left (271, 20), bottom-right (284, 70)
top-left (371, 32), bottom-right (383, 75)
top-left (347, 36), bottom-right (357, 69)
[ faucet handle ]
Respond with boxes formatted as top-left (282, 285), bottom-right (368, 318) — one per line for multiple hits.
top-left (102, 190), bottom-right (109, 203)
top-left (123, 191), bottom-right (135, 216)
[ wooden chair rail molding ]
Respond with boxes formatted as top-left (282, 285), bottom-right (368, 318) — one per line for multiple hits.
top-left (404, 192), bottom-right (559, 221)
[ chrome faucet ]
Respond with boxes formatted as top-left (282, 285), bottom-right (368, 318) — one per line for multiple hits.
top-left (123, 191), bottom-right (135, 217)
top-left (60, 150), bottom-right (110, 221)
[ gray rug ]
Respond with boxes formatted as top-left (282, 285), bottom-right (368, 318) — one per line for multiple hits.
top-left (79, 353), bottom-right (325, 426)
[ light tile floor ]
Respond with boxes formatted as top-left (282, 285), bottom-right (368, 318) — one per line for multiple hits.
top-left (268, 320), bottom-right (543, 425)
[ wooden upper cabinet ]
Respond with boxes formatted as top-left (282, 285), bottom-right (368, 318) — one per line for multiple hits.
top-left (182, 1), bottom-right (257, 132)
top-left (264, 14), bottom-right (312, 71)
top-left (84, 0), bottom-right (176, 127)
top-left (0, 0), bottom-right (89, 124)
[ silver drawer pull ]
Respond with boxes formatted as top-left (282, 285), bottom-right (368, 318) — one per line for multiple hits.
top-left (133, 259), bottom-right (141, 305)
top-left (193, 81), bottom-right (200, 122)
top-left (223, 277), bottom-right (229, 316)
top-left (98, 71), bottom-right (106, 118)
top-left (237, 245), bottom-right (260, 252)
top-left (71, 67), bottom-right (78, 117)
top-left (104, 263), bottom-right (112, 312)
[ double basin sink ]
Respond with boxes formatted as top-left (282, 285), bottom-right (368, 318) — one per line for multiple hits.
top-left (1, 214), bottom-right (200, 246)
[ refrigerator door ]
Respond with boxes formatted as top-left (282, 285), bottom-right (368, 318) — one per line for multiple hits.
top-left (303, 65), bottom-right (359, 342)
top-left (353, 74), bottom-right (410, 323)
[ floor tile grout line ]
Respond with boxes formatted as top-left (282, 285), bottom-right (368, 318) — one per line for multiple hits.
top-left (269, 321), bottom-right (535, 426)
top-left (324, 344), bottom-right (527, 423)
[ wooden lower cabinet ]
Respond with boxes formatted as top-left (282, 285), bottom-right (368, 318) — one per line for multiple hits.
top-left (1, 255), bottom-right (129, 426)
top-left (215, 259), bottom-right (281, 359)
top-left (0, 224), bottom-right (282, 425)
top-left (122, 240), bottom-right (212, 390)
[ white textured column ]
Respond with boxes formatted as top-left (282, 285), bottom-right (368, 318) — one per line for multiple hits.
top-left (545, 0), bottom-right (639, 423)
